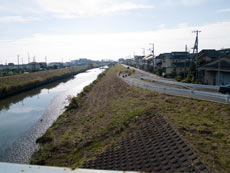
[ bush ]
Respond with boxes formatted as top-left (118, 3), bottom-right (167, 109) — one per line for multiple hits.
top-left (66, 97), bottom-right (79, 110)
top-left (182, 74), bottom-right (195, 83)
top-left (175, 76), bottom-right (182, 82)
top-left (156, 69), bottom-right (163, 76)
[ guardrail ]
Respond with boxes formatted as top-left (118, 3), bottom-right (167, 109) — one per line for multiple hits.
top-left (123, 78), bottom-right (230, 104)
top-left (140, 76), bottom-right (220, 90)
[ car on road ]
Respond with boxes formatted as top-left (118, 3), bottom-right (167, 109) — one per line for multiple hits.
top-left (219, 84), bottom-right (230, 94)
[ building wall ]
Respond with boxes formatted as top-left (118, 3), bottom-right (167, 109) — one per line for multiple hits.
top-left (166, 67), bottom-right (173, 74)
top-left (175, 67), bottom-right (190, 75)
top-left (215, 72), bottom-right (230, 85)
top-left (204, 71), bottom-right (216, 85)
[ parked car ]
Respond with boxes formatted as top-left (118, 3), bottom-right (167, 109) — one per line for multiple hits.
top-left (219, 84), bottom-right (230, 94)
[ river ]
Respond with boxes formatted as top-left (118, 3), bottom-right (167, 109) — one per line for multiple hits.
top-left (0, 67), bottom-right (105, 164)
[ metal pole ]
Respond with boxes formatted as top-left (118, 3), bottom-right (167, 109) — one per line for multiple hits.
top-left (28, 52), bottom-right (30, 64)
top-left (17, 55), bottom-right (20, 71)
top-left (185, 45), bottom-right (187, 78)
top-left (218, 62), bottom-right (220, 86)
top-left (192, 30), bottom-right (201, 80)
top-left (149, 43), bottom-right (155, 70)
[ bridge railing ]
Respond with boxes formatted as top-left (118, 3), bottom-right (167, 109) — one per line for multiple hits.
top-left (0, 162), bottom-right (133, 173)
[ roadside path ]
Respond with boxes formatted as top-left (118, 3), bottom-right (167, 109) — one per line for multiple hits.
top-left (121, 66), bottom-right (230, 104)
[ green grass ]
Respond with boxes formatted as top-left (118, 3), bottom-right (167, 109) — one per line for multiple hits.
top-left (0, 66), bottom-right (92, 97)
top-left (31, 64), bottom-right (230, 172)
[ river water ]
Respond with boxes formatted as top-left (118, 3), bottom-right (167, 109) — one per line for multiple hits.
top-left (0, 67), bottom-right (105, 164)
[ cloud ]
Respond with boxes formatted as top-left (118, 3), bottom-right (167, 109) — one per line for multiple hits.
top-left (8, 106), bottom-right (43, 114)
top-left (36, 0), bottom-right (153, 18)
top-left (178, 0), bottom-right (206, 5)
top-left (0, 21), bottom-right (230, 63)
top-left (160, 0), bottom-right (206, 6)
top-left (0, 16), bottom-right (40, 23)
top-left (217, 8), bottom-right (230, 13)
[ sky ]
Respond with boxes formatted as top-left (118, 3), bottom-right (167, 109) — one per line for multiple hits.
top-left (0, 0), bottom-right (230, 64)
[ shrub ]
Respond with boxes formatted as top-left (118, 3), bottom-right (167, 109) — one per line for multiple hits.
top-left (66, 97), bottom-right (79, 111)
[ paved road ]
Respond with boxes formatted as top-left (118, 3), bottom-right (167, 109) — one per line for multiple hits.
top-left (120, 65), bottom-right (230, 104)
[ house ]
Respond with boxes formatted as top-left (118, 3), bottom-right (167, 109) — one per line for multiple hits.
top-left (118, 58), bottom-right (125, 64)
top-left (198, 55), bottom-right (230, 85)
top-left (218, 48), bottom-right (230, 55)
top-left (195, 49), bottom-right (222, 66)
top-left (160, 52), bottom-right (194, 76)
top-left (124, 58), bottom-right (134, 66)
top-left (134, 55), bottom-right (145, 69)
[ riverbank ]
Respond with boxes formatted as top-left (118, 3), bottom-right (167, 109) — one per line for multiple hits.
top-left (0, 67), bottom-right (105, 164)
top-left (0, 66), bottom-right (95, 99)
top-left (31, 65), bottom-right (230, 172)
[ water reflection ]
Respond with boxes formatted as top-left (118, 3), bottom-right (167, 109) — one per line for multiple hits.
top-left (0, 68), bottom-right (104, 163)
top-left (0, 77), bottom-right (73, 111)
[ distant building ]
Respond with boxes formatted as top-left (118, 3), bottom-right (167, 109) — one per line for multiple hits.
top-left (71, 58), bottom-right (93, 66)
top-left (218, 48), bottom-right (230, 55)
top-left (48, 62), bottom-right (64, 69)
top-left (142, 55), bottom-right (154, 72)
top-left (194, 49), bottom-right (222, 67)
top-left (118, 58), bottom-right (125, 64)
top-left (198, 55), bottom-right (230, 85)
top-left (160, 52), bottom-right (194, 76)
top-left (136, 56), bottom-right (145, 67)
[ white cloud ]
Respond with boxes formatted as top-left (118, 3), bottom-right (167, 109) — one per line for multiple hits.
top-left (160, 0), bottom-right (206, 6)
top-left (178, 0), bottom-right (206, 5)
top-left (217, 8), bottom-right (230, 13)
top-left (8, 106), bottom-right (43, 114)
top-left (36, 0), bottom-right (153, 18)
top-left (0, 21), bottom-right (230, 63)
top-left (0, 16), bottom-right (40, 23)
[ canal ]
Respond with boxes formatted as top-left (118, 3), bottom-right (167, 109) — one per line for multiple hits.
top-left (0, 67), bottom-right (105, 164)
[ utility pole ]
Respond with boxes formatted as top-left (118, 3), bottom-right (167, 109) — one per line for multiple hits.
top-left (217, 62), bottom-right (221, 85)
top-left (17, 54), bottom-right (20, 71)
top-left (184, 45), bottom-right (188, 78)
top-left (192, 30), bottom-right (201, 54)
top-left (192, 30), bottom-right (201, 80)
top-left (28, 52), bottom-right (30, 64)
top-left (149, 43), bottom-right (154, 56)
top-left (149, 43), bottom-right (155, 70)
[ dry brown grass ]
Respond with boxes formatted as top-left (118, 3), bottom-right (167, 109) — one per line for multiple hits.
top-left (31, 64), bottom-right (230, 172)
top-left (0, 66), bottom-right (87, 96)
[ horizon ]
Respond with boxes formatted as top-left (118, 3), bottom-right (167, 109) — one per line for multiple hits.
top-left (0, 0), bottom-right (230, 64)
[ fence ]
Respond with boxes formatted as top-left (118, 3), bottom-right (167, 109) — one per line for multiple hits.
top-left (124, 78), bottom-right (230, 104)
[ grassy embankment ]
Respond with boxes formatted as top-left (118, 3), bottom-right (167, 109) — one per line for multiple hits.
top-left (0, 66), bottom-right (92, 99)
top-left (31, 64), bottom-right (230, 172)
